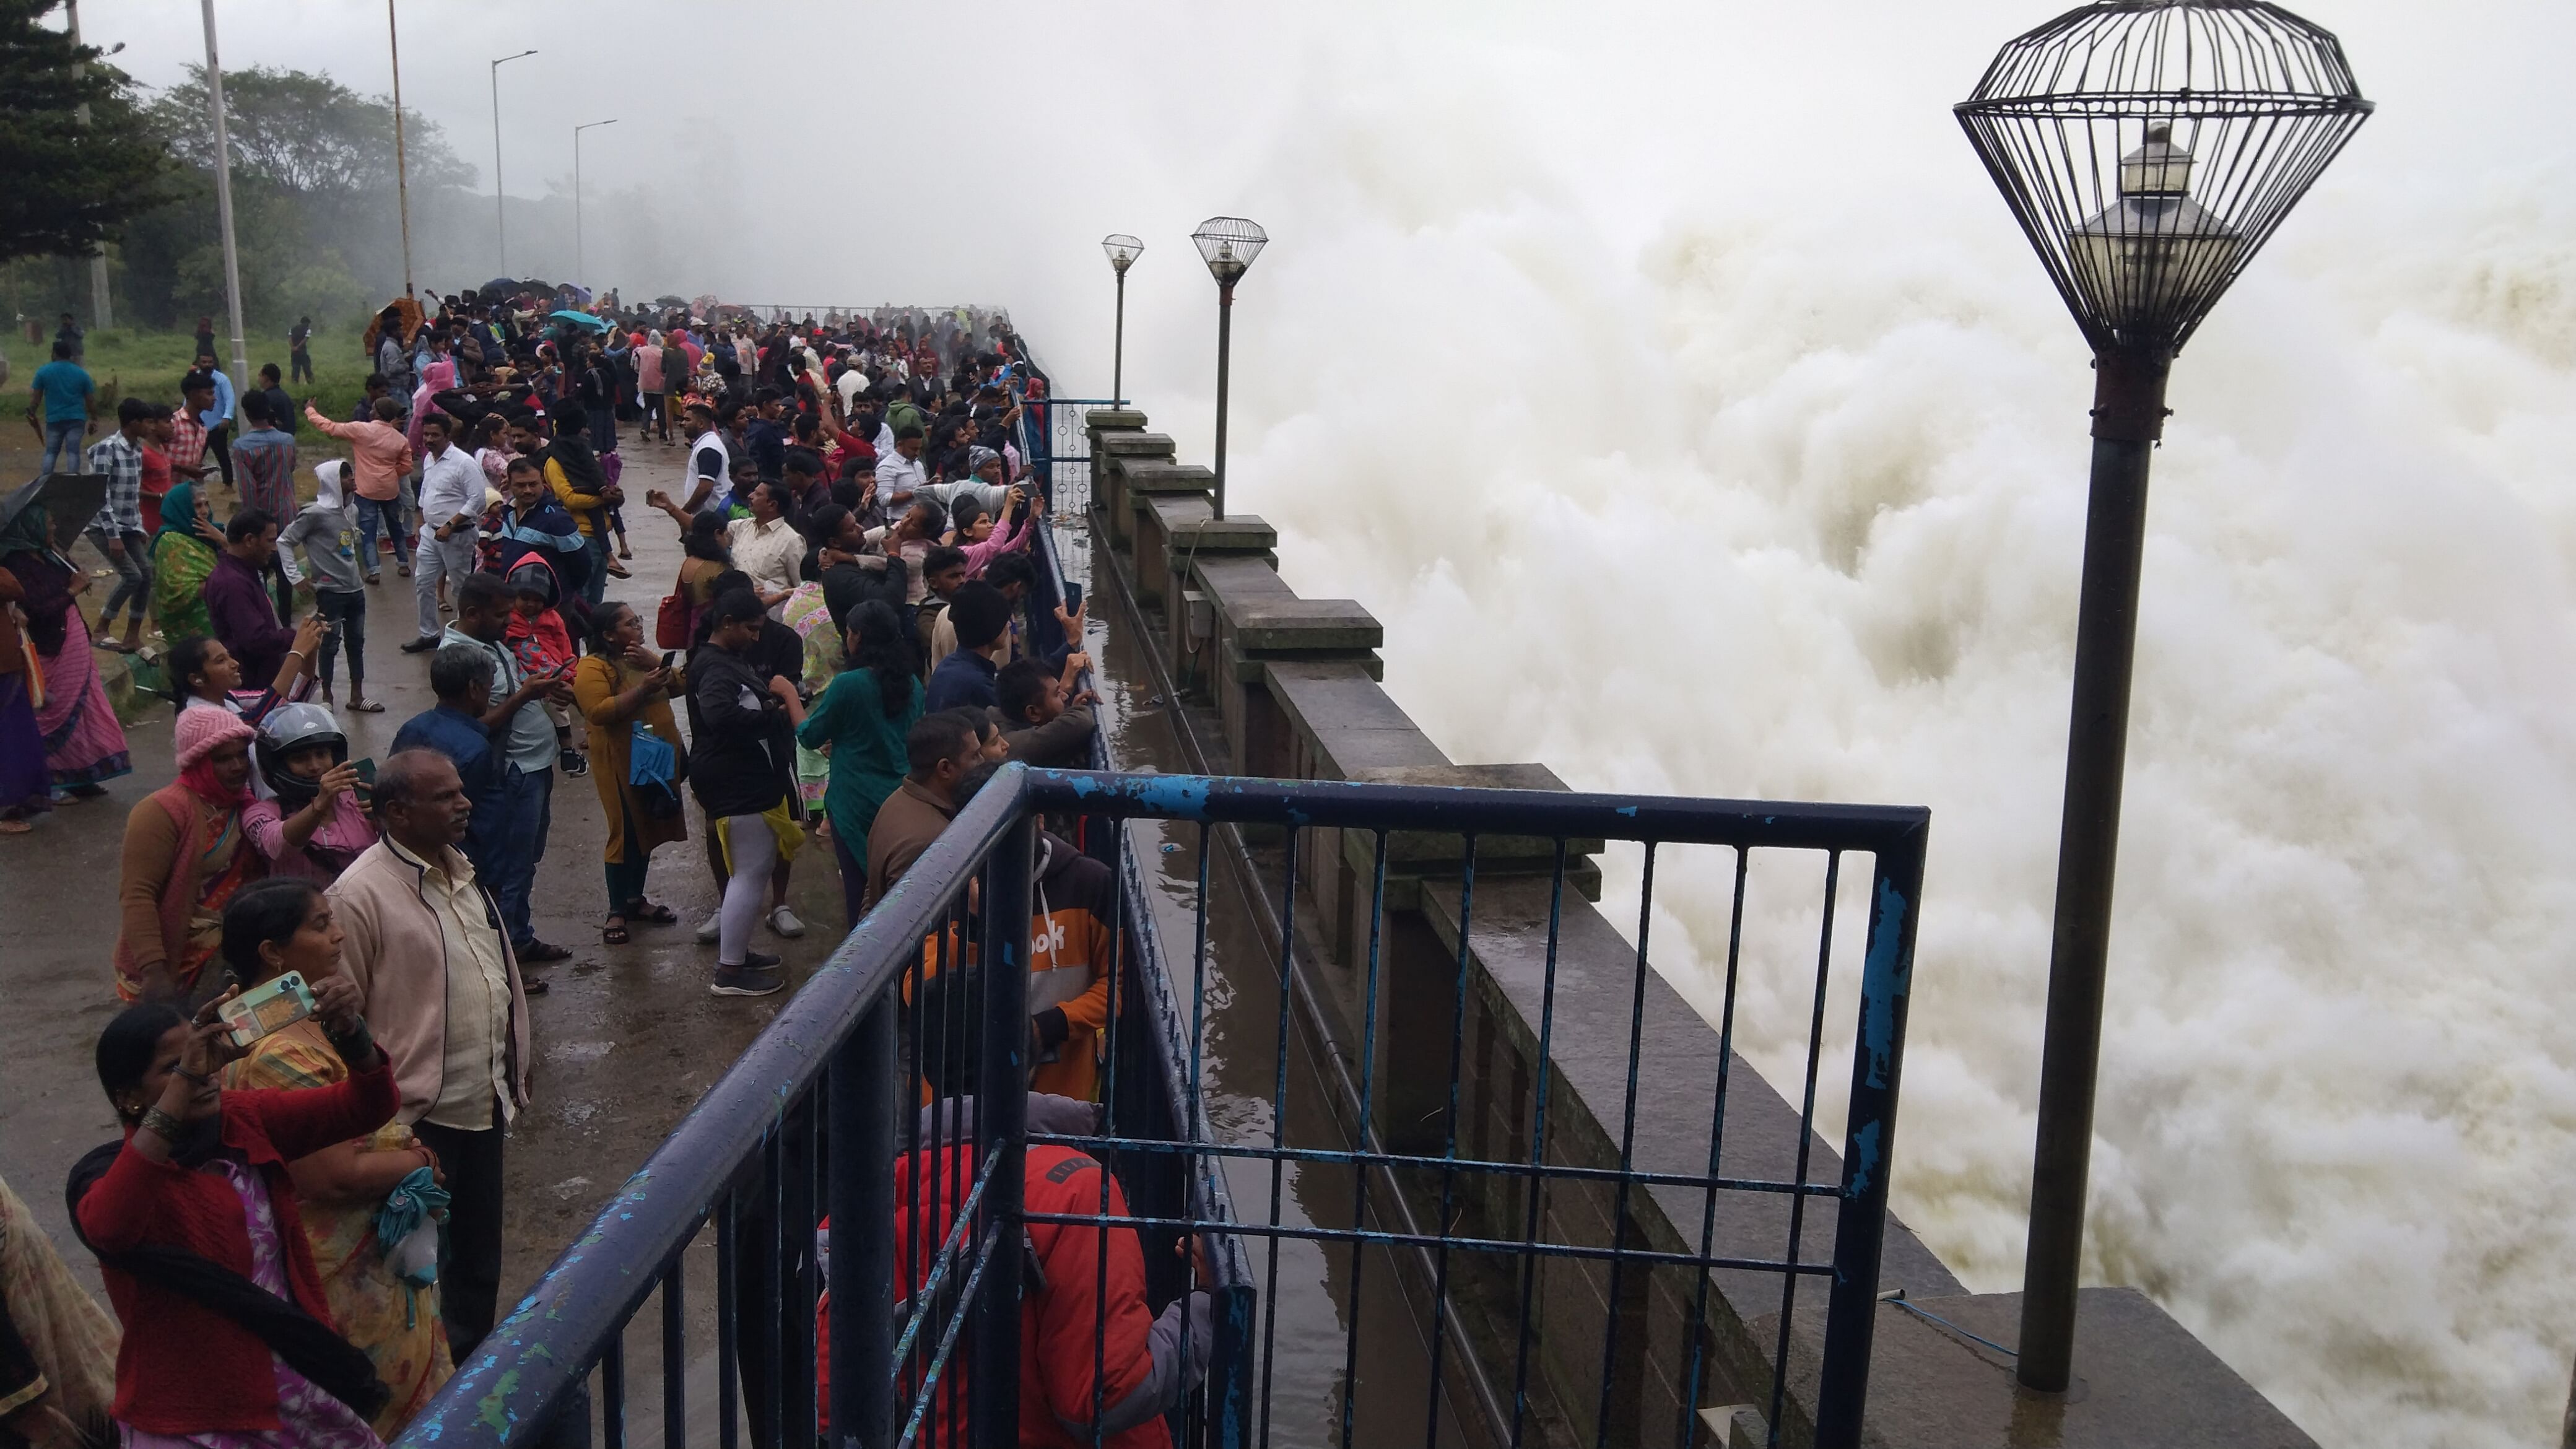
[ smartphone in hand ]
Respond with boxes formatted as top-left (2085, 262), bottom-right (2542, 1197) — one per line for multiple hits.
top-left (219, 972), bottom-right (318, 1048)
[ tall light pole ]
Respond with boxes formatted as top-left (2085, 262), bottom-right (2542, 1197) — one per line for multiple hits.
top-left (1190, 217), bottom-right (1265, 521)
top-left (1100, 235), bottom-right (1142, 403)
top-left (65, 0), bottom-right (116, 329)
top-left (198, 0), bottom-right (248, 394)
top-left (489, 48), bottom-right (536, 274)
top-left (1954, 0), bottom-right (2370, 1400)
top-left (387, 0), bottom-right (413, 297)
top-left (573, 118), bottom-right (617, 284)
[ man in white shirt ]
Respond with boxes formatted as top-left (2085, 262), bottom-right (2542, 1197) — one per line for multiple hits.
top-left (682, 403), bottom-right (733, 514)
top-left (873, 424), bottom-right (928, 518)
top-left (402, 413), bottom-right (488, 651)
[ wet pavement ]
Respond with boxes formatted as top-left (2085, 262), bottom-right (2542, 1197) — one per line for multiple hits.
top-left (0, 434), bottom-right (848, 1310)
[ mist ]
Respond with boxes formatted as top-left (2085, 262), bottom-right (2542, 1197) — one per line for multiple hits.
top-left (82, 1), bottom-right (2576, 1443)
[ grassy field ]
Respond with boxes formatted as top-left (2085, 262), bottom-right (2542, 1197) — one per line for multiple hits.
top-left (4, 323), bottom-right (374, 443)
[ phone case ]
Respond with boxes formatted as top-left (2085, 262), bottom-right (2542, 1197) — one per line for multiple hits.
top-left (220, 972), bottom-right (318, 1048)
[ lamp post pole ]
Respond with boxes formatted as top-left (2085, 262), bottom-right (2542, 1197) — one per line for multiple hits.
top-left (66, 0), bottom-right (113, 328)
top-left (1100, 235), bottom-right (1142, 406)
top-left (198, 0), bottom-right (248, 394)
top-left (489, 49), bottom-right (536, 274)
top-left (574, 119), bottom-right (617, 284)
top-left (2017, 343), bottom-right (2166, 1391)
top-left (1956, 0), bottom-right (2371, 1396)
top-left (388, 0), bottom-right (412, 297)
top-left (1211, 282), bottom-right (1236, 520)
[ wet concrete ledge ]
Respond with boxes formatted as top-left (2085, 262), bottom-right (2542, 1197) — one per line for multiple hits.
top-left (1079, 406), bottom-right (2319, 1448)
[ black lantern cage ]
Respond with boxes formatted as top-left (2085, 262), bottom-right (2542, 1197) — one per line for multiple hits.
top-left (1191, 216), bottom-right (1268, 285)
top-left (1956, 0), bottom-right (2372, 357)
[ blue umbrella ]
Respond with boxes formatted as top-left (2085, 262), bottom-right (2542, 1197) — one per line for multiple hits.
top-left (550, 310), bottom-right (611, 331)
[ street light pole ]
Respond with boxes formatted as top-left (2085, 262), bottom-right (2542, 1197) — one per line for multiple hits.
top-left (1190, 217), bottom-right (1266, 522)
top-left (1955, 0), bottom-right (2371, 1396)
top-left (388, 0), bottom-right (412, 297)
top-left (574, 119), bottom-right (617, 284)
top-left (489, 48), bottom-right (536, 274)
top-left (66, 0), bottom-right (113, 329)
top-left (198, 0), bottom-right (248, 394)
top-left (1100, 235), bottom-right (1142, 404)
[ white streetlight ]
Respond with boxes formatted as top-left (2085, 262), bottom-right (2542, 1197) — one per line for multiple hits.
top-left (489, 49), bottom-right (536, 273)
top-left (573, 119), bottom-right (617, 284)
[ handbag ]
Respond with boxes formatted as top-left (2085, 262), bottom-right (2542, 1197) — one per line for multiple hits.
top-left (655, 579), bottom-right (692, 650)
top-left (630, 720), bottom-right (686, 820)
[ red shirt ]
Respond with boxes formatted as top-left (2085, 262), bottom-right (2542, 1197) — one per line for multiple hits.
top-left (139, 445), bottom-right (173, 534)
top-left (76, 1056), bottom-right (400, 1435)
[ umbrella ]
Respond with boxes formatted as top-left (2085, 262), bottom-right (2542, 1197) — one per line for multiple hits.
top-left (0, 474), bottom-right (107, 555)
top-left (653, 294), bottom-right (687, 308)
top-left (550, 310), bottom-right (611, 331)
top-left (482, 276), bottom-right (520, 296)
top-left (558, 284), bottom-right (593, 305)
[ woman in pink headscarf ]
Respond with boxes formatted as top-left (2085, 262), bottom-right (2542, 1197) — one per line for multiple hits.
top-left (406, 360), bottom-right (459, 454)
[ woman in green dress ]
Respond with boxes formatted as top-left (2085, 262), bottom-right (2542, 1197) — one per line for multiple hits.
top-left (149, 479), bottom-right (223, 642)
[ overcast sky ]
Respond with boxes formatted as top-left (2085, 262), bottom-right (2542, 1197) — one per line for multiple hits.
top-left (67, 0), bottom-right (2576, 391)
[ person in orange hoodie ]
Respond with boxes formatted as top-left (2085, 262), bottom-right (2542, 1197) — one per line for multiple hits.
top-left (819, 966), bottom-right (1212, 1449)
top-left (903, 761), bottom-right (1123, 1102)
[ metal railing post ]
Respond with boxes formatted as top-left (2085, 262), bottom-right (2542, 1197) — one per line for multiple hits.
top-left (1814, 827), bottom-right (1930, 1448)
top-left (971, 810), bottom-right (1038, 1443)
top-left (829, 996), bottom-right (898, 1448)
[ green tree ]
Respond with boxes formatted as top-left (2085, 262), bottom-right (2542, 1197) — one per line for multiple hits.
top-left (0, 0), bottom-right (167, 263)
top-left (146, 66), bottom-right (474, 196)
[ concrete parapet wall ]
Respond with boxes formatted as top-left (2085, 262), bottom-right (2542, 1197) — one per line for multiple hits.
top-left (1081, 407), bottom-right (2313, 1448)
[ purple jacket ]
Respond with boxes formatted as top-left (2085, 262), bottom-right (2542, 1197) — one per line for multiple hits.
top-left (204, 552), bottom-right (294, 686)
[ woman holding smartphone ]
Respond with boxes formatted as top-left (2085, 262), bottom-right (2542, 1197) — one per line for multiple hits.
top-left (572, 602), bottom-right (687, 946)
top-left (212, 879), bottom-right (452, 1437)
top-left (71, 949), bottom-right (402, 1448)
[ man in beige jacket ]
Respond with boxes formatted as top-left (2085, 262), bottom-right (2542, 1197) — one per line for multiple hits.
top-left (328, 747), bottom-right (532, 1364)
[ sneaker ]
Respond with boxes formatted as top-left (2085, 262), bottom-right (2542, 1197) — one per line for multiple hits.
top-left (695, 914), bottom-right (721, 944)
top-left (559, 749), bottom-right (588, 777)
top-left (767, 905), bottom-right (806, 939)
top-left (709, 963), bottom-right (785, 998)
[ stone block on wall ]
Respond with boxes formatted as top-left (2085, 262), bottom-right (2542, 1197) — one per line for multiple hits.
top-left (1094, 431), bottom-right (1175, 550)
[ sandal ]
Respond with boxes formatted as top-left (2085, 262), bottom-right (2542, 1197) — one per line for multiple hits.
top-left (346, 699), bottom-right (386, 714)
top-left (518, 940), bottom-right (574, 964)
top-left (603, 918), bottom-right (631, 946)
top-left (604, 559), bottom-right (632, 579)
top-left (625, 899), bottom-right (679, 925)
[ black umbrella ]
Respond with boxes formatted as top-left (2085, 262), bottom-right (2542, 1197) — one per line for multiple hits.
top-left (483, 276), bottom-right (519, 295)
top-left (0, 474), bottom-right (107, 554)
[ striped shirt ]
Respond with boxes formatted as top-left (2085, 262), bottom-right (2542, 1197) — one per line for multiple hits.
top-left (230, 425), bottom-right (298, 521)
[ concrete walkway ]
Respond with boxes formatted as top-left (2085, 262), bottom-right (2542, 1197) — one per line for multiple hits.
top-left (0, 435), bottom-right (850, 1326)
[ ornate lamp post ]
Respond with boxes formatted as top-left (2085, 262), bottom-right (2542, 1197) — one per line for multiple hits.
top-left (1956, 0), bottom-right (2371, 1395)
top-left (1100, 235), bottom-right (1142, 403)
top-left (1190, 217), bottom-right (1266, 521)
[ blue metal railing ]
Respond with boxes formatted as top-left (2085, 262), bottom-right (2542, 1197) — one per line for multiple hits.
top-left (386, 360), bottom-right (1928, 1449)
top-left (389, 759), bottom-right (1926, 1449)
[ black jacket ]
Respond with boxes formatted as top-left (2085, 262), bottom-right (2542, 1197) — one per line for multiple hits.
top-left (684, 642), bottom-right (788, 818)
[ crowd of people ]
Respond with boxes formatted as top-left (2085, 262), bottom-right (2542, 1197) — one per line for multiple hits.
top-left (0, 288), bottom-right (1223, 1449)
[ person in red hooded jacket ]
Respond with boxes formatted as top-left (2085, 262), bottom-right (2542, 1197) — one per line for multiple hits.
top-left (819, 966), bottom-right (1212, 1447)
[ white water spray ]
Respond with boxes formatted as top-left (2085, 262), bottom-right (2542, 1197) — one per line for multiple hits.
top-left (999, 6), bottom-right (2576, 1446)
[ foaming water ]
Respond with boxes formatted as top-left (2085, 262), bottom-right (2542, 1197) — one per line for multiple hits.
top-left (990, 8), bottom-right (2576, 1446)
